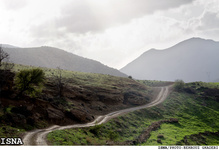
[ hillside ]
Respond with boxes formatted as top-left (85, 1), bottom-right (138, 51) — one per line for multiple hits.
top-left (1, 44), bottom-right (19, 48)
top-left (3, 46), bottom-right (127, 77)
top-left (47, 81), bottom-right (219, 145)
top-left (0, 64), bottom-right (152, 137)
top-left (120, 38), bottom-right (219, 82)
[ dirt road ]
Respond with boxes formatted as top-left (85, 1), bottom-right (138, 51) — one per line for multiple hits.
top-left (23, 85), bottom-right (171, 146)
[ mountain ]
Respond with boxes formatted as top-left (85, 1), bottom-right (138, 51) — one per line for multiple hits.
top-left (213, 79), bottom-right (219, 82)
top-left (3, 46), bottom-right (127, 77)
top-left (1, 44), bottom-right (19, 48)
top-left (120, 38), bottom-right (219, 82)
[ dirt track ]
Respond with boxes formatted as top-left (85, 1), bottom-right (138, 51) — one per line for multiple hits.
top-left (22, 85), bottom-right (172, 146)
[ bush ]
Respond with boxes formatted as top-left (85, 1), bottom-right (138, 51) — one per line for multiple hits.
top-left (174, 79), bottom-right (185, 92)
top-left (89, 124), bottom-right (103, 136)
top-left (15, 68), bottom-right (45, 97)
top-left (108, 130), bottom-right (119, 140)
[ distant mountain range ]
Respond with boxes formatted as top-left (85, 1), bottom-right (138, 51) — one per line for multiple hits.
top-left (120, 38), bottom-right (219, 82)
top-left (3, 46), bottom-right (127, 77)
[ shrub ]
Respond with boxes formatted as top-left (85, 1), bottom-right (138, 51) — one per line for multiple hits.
top-left (174, 79), bottom-right (185, 92)
top-left (15, 68), bottom-right (45, 97)
top-left (108, 130), bottom-right (119, 140)
top-left (89, 124), bottom-right (103, 136)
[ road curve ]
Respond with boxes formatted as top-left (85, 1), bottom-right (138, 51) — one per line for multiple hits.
top-left (23, 85), bottom-right (171, 146)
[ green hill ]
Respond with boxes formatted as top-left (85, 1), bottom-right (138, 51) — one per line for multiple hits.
top-left (47, 81), bottom-right (219, 145)
top-left (0, 64), bottom-right (152, 138)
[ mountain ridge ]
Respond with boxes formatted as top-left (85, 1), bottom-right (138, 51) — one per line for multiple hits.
top-left (120, 37), bottom-right (219, 82)
top-left (1, 44), bottom-right (19, 48)
top-left (3, 46), bottom-right (127, 77)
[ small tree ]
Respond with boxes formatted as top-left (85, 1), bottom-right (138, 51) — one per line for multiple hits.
top-left (0, 46), bottom-right (14, 104)
top-left (128, 76), bottom-right (133, 79)
top-left (52, 67), bottom-right (64, 97)
top-left (174, 79), bottom-right (185, 92)
top-left (0, 45), bottom-right (14, 69)
top-left (0, 46), bottom-right (9, 68)
top-left (15, 68), bottom-right (45, 97)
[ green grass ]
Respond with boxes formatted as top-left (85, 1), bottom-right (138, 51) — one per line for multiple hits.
top-left (187, 81), bottom-right (219, 89)
top-left (1, 63), bottom-right (153, 138)
top-left (12, 64), bottom-right (150, 94)
top-left (47, 82), bottom-right (219, 145)
top-left (5, 64), bottom-right (219, 145)
top-left (0, 126), bottom-right (25, 137)
top-left (142, 83), bottom-right (219, 145)
top-left (137, 80), bottom-right (173, 87)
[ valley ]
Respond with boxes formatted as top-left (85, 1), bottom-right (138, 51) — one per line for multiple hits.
top-left (0, 38), bottom-right (219, 146)
top-left (1, 0), bottom-right (219, 147)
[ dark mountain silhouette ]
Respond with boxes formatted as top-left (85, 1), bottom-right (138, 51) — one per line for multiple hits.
top-left (3, 46), bottom-right (127, 77)
top-left (120, 38), bottom-right (219, 82)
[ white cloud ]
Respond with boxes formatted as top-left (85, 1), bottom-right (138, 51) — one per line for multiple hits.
top-left (31, 0), bottom-right (194, 34)
top-left (2, 0), bottom-right (28, 10)
top-left (0, 0), bottom-right (219, 69)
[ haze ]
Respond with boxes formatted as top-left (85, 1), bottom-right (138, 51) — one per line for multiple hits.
top-left (0, 0), bottom-right (219, 69)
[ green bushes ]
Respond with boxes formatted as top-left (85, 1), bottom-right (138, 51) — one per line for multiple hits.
top-left (15, 68), bottom-right (45, 97)
top-left (107, 130), bottom-right (119, 140)
top-left (89, 124), bottom-right (103, 136)
top-left (174, 79), bottom-right (185, 91)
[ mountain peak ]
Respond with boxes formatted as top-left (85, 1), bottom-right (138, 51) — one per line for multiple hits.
top-left (121, 37), bottom-right (219, 82)
top-left (177, 37), bottom-right (217, 46)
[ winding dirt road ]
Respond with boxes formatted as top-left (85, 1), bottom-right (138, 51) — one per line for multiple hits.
top-left (23, 85), bottom-right (171, 146)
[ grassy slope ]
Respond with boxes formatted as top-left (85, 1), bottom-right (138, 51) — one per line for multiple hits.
top-left (47, 82), bottom-right (219, 145)
top-left (144, 92), bottom-right (219, 145)
top-left (12, 64), bottom-right (151, 94)
top-left (0, 64), bottom-right (152, 137)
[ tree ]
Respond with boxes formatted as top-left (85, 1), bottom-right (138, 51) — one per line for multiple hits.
top-left (0, 46), bottom-right (14, 103)
top-left (0, 46), bottom-right (9, 67)
top-left (15, 68), bottom-right (45, 97)
top-left (0, 45), bottom-right (14, 71)
top-left (52, 67), bottom-right (64, 97)
top-left (128, 76), bottom-right (133, 79)
top-left (174, 79), bottom-right (185, 91)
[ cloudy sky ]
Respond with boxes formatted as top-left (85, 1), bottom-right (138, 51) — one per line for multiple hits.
top-left (0, 0), bottom-right (219, 69)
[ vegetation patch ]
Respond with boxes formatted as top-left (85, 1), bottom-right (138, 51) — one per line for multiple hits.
top-left (176, 131), bottom-right (219, 145)
top-left (47, 82), bottom-right (219, 145)
top-left (137, 80), bottom-right (173, 87)
top-left (0, 63), bottom-right (153, 138)
top-left (0, 125), bottom-right (25, 138)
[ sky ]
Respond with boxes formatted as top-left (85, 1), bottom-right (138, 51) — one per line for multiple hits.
top-left (0, 0), bottom-right (219, 69)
